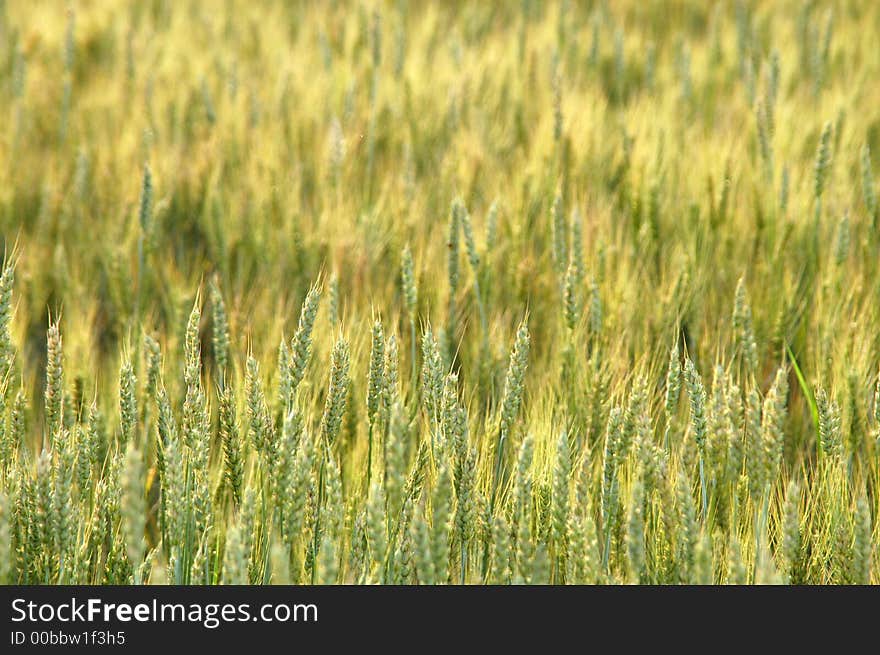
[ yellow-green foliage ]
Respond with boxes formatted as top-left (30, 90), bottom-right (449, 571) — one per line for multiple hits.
top-left (0, 0), bottom-right (876, 584)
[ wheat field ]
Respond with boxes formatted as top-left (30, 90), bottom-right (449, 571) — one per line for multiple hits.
top-left (0, 0), bottom-right (877, 585)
